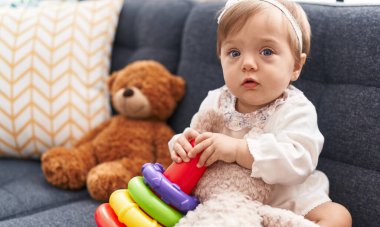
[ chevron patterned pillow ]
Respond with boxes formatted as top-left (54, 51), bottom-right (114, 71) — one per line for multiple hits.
top-left (0, 0), bottom-right (123, 158)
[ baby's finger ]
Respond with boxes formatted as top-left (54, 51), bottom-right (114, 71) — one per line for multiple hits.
top-left (189, 136), bottom-right (211, 158)
top-left (170, 154), bottom-right (182, 163)
top-left (169, 146), bottom-right (182, 163)
top-left (194, 132), bottom-right (212, 145)
top-left (183, 128), bottom-right (200, 142)
top-left (177, 136), bottom-right (193, 156)
top-left (197, 146), bottom-right (214, 168)
top-left (204, 152), bottom-right (218, 167)
top-left (174, 143), bottom-right (190, 162)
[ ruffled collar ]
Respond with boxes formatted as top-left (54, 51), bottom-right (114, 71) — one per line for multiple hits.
top-left (218, 85), bottom-right (300, 132)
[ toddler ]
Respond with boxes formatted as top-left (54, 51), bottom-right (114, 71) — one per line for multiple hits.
top-left (169, 0), bottom-right (352, 226)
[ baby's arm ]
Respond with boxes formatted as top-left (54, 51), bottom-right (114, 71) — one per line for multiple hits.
top-left (235, 140), bottom-right (254, 168)
top-left (248, 98), bottom-right (324, 185)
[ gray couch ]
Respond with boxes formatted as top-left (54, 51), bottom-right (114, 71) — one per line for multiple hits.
top-left (0, 0), bottom-right (379, 226)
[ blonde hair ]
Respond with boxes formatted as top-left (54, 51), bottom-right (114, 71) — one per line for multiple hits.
top-left (217, 0), bottom-right (311, 65)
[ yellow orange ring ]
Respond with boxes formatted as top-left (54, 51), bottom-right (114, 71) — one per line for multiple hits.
top-left (109, 189), bottom-right (162, 227)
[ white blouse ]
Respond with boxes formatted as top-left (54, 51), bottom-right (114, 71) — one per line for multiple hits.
top-left (169, 85), bottom-right (331, 215)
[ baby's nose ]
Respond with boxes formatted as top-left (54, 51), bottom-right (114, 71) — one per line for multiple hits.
top-left (242, 57), bottom-right (257, 71)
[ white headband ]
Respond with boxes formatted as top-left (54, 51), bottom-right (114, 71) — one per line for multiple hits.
top-left (217, 0), bottom-right (303, 53)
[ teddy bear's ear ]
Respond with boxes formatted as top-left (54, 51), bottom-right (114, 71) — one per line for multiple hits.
top-left (170, 76), bottom-right (186, 102)
top-left (107, 72), bottom-right (118, 91)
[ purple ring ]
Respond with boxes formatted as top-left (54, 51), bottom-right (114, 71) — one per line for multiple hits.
top-left (141, 163), bottom-right (199, 213)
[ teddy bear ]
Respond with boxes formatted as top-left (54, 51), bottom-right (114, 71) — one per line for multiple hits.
top-left (41, 60), bottom-right (185, 201)
top-left (175, 110), bottom-right (319, 227)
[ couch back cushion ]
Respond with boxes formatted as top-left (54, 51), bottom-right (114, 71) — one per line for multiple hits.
top-left (169, 3), bottom-right (224, 132)
top-left (110, 0), bottom-right (193, 74)
top-left (297, 4), bottom-right (380, 226)
top-left (174, 2), bottom-right (380, 227)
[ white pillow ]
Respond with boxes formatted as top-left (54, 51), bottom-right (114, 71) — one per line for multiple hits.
top-left (0, 0), bottom-right (123, 158)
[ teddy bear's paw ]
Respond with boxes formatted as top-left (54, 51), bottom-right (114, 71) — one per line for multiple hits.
top-left (86, 160), bottom-right (133, 201)
top-left (41, 147), bottom-right (88, 189)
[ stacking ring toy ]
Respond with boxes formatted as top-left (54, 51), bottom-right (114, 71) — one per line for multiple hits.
top-left (142, 163), bottom-right (199, 213)
top-left (109, 189), bottom-right (162, 227)
top-left (128, 176), bottom-right (183, 227)
top-left (94, 203), bottom-right (125, 227)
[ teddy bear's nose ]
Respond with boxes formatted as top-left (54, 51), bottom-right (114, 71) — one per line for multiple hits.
top-left (123, 88), bottom-right (134, 97)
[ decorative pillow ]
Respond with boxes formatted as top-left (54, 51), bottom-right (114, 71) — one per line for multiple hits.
top-left (0, 0), bottom-right (123, 158)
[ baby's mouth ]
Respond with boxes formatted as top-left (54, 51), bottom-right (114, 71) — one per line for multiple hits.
top-left (242, 78), bottom-right (259, 89)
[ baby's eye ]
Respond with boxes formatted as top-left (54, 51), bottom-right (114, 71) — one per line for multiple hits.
top-left (228, 50), bottom-right (241, 58)
top-left (261, 48), bottom-right (273, 56)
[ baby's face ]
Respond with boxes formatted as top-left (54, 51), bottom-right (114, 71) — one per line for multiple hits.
top-left (220, 9), bottom-right (299, 113)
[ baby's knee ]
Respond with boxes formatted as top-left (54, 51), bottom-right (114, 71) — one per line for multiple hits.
top-left (305, 202), bottom-right (352, 227)
top-left (331, 203), bottom-right (352, 227)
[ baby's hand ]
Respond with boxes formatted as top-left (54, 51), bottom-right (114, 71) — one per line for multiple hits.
top-left (170, 128), bottom-right (200, 163)
top-left (189, 132), bottom-right (243, 167)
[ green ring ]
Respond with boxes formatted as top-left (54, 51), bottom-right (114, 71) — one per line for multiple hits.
top-left (128, 176), bottom-right (183, 227)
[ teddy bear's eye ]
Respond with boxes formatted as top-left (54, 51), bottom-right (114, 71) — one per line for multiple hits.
top-left (134, 82), bottom-right (143, 89)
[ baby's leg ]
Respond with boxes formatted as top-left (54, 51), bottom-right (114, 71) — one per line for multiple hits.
top-left (305, 202), bottom-right (352, 227)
